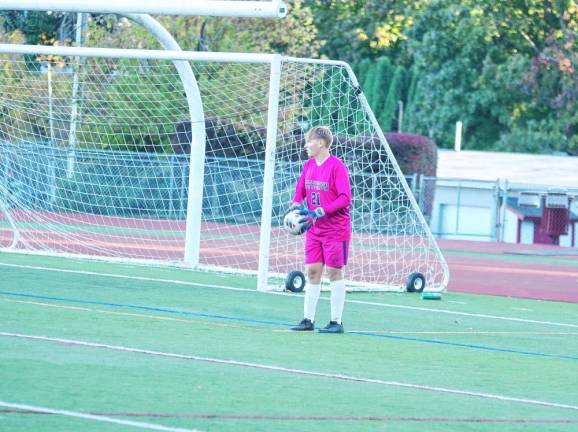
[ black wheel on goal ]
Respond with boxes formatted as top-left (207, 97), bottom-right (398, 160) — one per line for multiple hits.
top-left (285, 270), bottom-right (306, 293)
top-left (406, 272), bottom-right (426, 292)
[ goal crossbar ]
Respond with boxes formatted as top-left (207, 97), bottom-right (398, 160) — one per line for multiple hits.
top-left (0, 44), bottom-right (278, 64)
top-left (0, 1), bottom-right (288, 18)
top-left (0, 45), bottom-right (356, 69)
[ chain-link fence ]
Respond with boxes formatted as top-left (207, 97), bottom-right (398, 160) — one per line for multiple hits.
top-left (3, 142), bottom-right (574, 246)
top-left (0, 142), bottom-right (420, 230)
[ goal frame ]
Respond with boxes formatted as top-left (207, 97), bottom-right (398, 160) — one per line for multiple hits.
top-left (0, 42), bottom-right (449, 292)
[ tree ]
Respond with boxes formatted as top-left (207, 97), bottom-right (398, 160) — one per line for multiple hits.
top-left (154, 0), bottom-right (320, 58)
top-left (379, 65), bottom-right (407, 131)
top-left (508, 4), bottom-right (578, 155)
top-left (363, 57), bottom-right (393, 115)
top-left (26, 2), bottom-right (320, 59)
top-left (352, 58), bottom-right (372, 88)
top-left (0, 11), bottom-right (70, 46)
top-left (307, 0), bottom-right (429, 64)
top-left (406, 0), bottom-right (578, 153)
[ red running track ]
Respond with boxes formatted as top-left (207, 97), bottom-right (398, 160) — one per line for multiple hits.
top-left (438, 239), bottom-right (578, 303)
top-left (1, 210), bottom-right (577, 302)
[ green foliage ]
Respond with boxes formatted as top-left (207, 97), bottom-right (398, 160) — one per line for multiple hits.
top-left (355, 58), bottom-right (410, 133)
top-left (3, 2), bottom-right (578, 155)
top-left (151, 0), bottom-right (320, 57)
top-left (0, 59), bottom-right (63, 142)
top-left (405, 0), bottom-right (578, 154)
top-left (75, 60), bottom-right (187, 153)
top-left (380, 66), bottom-right (407, 131)
top-left (308, 0), bottom-right (429, 63)
top-left (364, 57), bottom-right (393, 115)
top-left (352, 58), bottom-right (372, 88)
top-left (495, 120), bottom-right (568, 154)
top-left (0, 11), bottom-right (67, 45)
top-left (402, 67), bottom-right (419, 131)
top-left (307, 67), bottom-right (362, 136)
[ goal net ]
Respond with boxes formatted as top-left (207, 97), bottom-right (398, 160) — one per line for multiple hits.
top-left (0, 45), bottom-right (448, 292)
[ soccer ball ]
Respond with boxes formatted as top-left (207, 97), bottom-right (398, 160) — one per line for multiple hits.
top-left (283, 210), bottom-right (306, 235)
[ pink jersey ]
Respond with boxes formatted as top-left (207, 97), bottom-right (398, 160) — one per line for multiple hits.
top-left (292, 155), bottom-right (352, 241)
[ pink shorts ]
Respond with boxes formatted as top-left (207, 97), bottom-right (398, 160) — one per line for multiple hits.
top-left (305, 236), bottom-right (350, 268)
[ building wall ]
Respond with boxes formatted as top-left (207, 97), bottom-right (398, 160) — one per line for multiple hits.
top-left (502, 208), bottom-right (519, 243)
top-left (520, 220), bottom-right (534, 244)
top-left (430, 181), bottom-right (576, 247)
top-left (559, 223), bottom-right (575, 247)
top-left (430, 179), bottom-right (498, 241)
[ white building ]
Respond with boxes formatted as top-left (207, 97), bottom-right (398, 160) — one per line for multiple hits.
top-left (429, 150), bottom-right (578, 247)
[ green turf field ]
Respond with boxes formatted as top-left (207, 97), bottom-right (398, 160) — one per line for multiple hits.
top-left (1, 252), bottom-right (577, 432)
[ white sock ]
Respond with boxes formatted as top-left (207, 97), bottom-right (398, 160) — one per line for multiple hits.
top-left (304, 283), bottom-right (321, 321)
top-left (330, 279), bottom-right (346, 323)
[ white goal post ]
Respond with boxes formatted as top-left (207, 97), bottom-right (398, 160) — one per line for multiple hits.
top-left (0, 42), bottom-right (449, 292)
top-left (0, 1), bottom-right (288, 18)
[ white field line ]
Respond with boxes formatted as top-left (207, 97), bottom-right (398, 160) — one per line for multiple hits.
top-left (0, 401), bottom-right (202, 432)
top-left (0, 262), bottom-right (253, 292)
top-left (1, 262), bottom-right (577, 329)
top-left (2, 331), bottom-right (578, 413)
top-left (345, 299), bottom-right (578, 329)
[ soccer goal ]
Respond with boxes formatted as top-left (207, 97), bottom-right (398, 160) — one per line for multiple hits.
top-left (0, 42), bottom-right (449, 292)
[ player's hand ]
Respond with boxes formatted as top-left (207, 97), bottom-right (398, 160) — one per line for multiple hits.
top-left (299, 207), bottom-right (325, 219)
top-left (284, 203), bottom-right (304, 219)
top-left (289, 203), bottom-right (304, 212)
top-left (298, 207), bottom-right (325, 231)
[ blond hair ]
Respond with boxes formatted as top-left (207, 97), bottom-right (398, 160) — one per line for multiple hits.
top-left (305, 126), bottom-right (333, 148)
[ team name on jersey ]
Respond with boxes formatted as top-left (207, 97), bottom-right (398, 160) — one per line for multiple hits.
top-left (305, 179), bottom-right (329, 191)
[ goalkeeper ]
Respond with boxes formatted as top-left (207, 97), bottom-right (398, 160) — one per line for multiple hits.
top-left (288, 126), bottom-right (352, 334)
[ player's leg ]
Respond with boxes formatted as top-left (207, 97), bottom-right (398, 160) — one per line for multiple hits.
top-left (318, 240), bottom-right (349, 334)
top-left (290, 236), bottom-right (324, 331)
top-left (326, 266), bottom-right (346, 325)
top-left (303, 262), bottom-right (323, 320)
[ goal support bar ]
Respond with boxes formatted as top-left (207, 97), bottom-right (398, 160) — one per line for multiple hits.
top-left (257, 54), bottom-right (282, 291)
top-left (0, 1), bottom-right (288, 18)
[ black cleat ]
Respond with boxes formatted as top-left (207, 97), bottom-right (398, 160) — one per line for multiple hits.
top-left (318, 321), bottom-right (344, 334)
top-left (290, 318), bottom-right (314, 331)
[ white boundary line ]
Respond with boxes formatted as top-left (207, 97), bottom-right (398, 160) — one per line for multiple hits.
top-left (345, 299), bottom-right (578, 329)
top-left (1, 261), bottom-right (577, 329)
top-left (0, 262), bottom-right (252, 292)
top-left (0, 401), bottom-right (202, 432)
top-left (2, 331), bottom-right (578, 412)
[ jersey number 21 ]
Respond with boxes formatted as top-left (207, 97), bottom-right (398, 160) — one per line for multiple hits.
top-left (311, 192), bottom-right (320, 206)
